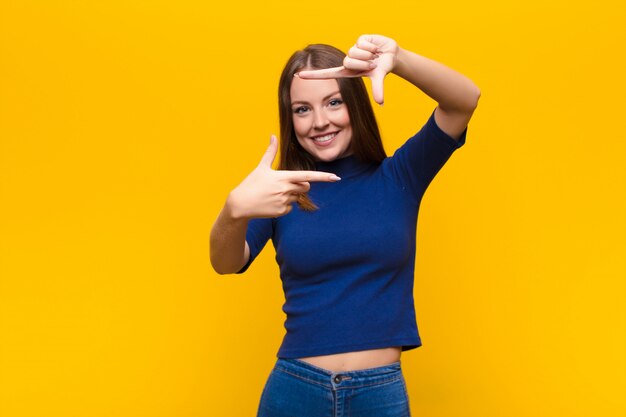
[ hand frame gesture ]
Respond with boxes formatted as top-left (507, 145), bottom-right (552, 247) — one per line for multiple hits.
top-left (296, 34), bottom-right (398, 105)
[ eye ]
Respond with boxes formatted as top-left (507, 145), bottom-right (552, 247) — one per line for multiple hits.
top-left (328, 98), bottom-right (343, 107)
top-left (293, 106), bottom-right (309, 114)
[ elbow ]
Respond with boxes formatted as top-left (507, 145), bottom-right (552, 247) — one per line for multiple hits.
top-left (210, 261), bottom-right (226, 275)
top-left (210, 255), bottom-right (237, 275)
top-left (464, 85), bottom-right (481, 111)
top-left (472, 86), bottom-right (481, 108)
top-left (460, 88), bottom-right (481, 116)
top-left (441, 85), bottom-right (481, 114)
top-left (210, 256), bottom-right (246, 275)
top-left (212, 266), bottom-right (231, 275)
top-left (459, 83), bottom-right (481, 112)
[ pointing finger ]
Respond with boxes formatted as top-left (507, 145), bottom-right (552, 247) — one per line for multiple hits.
top-left (278, 170), bottom-right (341, 183)
top-left (296, 66), bottom-right (363, 79)
top-left (259, 135), bottom-right (278, 168)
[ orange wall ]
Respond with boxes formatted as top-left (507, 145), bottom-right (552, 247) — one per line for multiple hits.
top-left (1, 1), bottom-right (625, 416)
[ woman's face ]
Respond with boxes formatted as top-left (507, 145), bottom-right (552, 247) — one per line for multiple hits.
top-left (290, 77), bottom-right (353, 162)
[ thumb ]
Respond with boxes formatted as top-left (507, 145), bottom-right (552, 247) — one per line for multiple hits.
top-left (370, 72), bottom-right (385, 105)
top-left (259, 134), bottom-right (278, 168)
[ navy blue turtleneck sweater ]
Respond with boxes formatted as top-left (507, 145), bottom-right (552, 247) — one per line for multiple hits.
top-left (237, 109), bottom-right (466, 359)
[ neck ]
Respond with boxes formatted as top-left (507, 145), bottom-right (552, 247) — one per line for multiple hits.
top-left (314, 153), bottom-right (374, 180)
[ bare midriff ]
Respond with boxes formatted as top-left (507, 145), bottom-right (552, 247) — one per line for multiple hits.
top-left (297, 347), bottom-right (402, 373)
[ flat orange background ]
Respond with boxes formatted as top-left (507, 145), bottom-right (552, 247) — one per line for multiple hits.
top-left (1, 1), bottom-right (625, 416)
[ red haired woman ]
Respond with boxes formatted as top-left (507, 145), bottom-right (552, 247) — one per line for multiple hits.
top-left (210, 34), bottom-right (480, 417)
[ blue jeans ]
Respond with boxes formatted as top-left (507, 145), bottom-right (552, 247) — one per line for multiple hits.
top-left (257, 358), bottom-right (411, 417)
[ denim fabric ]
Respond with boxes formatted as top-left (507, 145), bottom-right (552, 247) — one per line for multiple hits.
top-left (257, 358), bottom-right (411, 417)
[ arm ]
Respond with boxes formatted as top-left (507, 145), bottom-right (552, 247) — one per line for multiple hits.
top-left (296, 34), bottom-right (481, 140)
top-left (210, 199), bottom-right (250, 275)
top-left (209, 135), bottom-right (340, 275)
top-left (392, 47), bottom-right (481, 140)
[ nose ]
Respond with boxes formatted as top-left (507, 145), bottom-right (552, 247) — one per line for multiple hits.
top-left (313, 110), bottom-right (329, 130)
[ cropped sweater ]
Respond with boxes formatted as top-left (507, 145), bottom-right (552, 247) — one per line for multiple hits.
top-left (236, 109), bottom-right (466, 359)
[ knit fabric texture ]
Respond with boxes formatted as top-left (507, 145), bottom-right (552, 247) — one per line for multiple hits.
top-left (237, 109), bottom-right (466, 358)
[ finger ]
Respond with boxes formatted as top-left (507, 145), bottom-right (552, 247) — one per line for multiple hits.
top-left (286, 194), bottom-right (301, 204)
top-left (343, 56), bottom-right (377, 72)
top-left (348, 45), bottom-right (378, 61)
top-left (296, 66), bottom-right (362, 79)
top-left (356, 36), bottom-right (380, 53)
top-left (289, 181), bottom-right (311, 193)
top-left (278, 170), bottom-right (341, 183)
top-left (370, 72), bottom-right (385, 105)
top-left (259, 135), bottom-right (278, 168)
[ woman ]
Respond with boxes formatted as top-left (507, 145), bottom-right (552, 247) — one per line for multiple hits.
top-left (210, 34), bottom-right (480, 417)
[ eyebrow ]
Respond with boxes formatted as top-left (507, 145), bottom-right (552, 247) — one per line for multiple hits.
top-left (291, 91), bottom-right (341, 106)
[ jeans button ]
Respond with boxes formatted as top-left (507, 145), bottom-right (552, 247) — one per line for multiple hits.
top-left (333, 375), bottom-right (342, 383)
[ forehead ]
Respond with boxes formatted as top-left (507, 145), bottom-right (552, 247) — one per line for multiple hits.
top-left (290, 77), bottom-right (341, 103)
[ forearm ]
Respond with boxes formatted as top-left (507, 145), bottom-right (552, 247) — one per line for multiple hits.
top-left (209, 196), bottom-right (249, 275)
top-left (392, 47), bottom-right (480, 112)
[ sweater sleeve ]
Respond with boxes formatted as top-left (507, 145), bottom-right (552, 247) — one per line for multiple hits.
top-left (235, 217), bottom-right (274, 274)
top-left (381, 108), bottom-right (466, 204)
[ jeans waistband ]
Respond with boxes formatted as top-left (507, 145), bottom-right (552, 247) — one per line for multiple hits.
top-left (273, 358), bottom-right (403, 389)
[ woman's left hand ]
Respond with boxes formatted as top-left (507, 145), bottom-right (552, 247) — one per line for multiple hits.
top-left (296, 34), bottom-right (398, 105)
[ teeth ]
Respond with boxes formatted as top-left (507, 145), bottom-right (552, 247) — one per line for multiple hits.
top-left (313, 133), bottom-right (337, 142)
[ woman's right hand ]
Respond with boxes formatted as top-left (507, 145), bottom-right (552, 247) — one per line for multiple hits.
top-left (225, 135), bottom-right (341, 220)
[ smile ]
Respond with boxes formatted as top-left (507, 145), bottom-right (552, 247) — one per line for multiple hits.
top-left (311, 132), bottom-right (338, 143)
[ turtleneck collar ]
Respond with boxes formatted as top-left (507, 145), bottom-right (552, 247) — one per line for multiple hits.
top-left (314, 154), bottom-right (375, 180)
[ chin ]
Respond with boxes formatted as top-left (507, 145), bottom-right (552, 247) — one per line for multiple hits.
top-left (310, 147), bottom-right (352, 162)
top-left (314, 153), bottom-right (338, 162)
